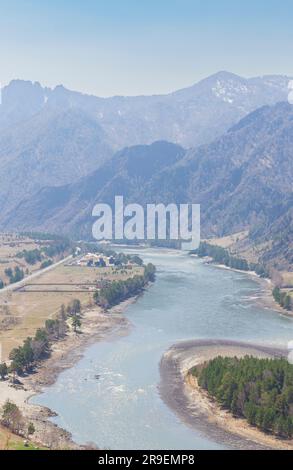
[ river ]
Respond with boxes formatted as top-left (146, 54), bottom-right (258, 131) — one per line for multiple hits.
top-left (30, 248), bottom-right (293, 449)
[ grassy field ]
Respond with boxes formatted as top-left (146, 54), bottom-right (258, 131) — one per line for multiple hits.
top-left (281, 271), bottom-right (293, 287)
top-left (0, 259), bottom-right (144, 361)
top-left (205, 231), bottom-right (249, 249)
top-left (0, 234), bottom-right (42, 282)
top-left (0, 233), bottom-right (70, 287)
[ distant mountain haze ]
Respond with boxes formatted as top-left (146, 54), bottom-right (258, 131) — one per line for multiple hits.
top-left (0, 72), bottom-right (292, 268)
top-left (0, 72), bottom-right (291, 148)
top-left (0, 106), bottom-right (113, 216)
top-left (0, 72), bottom-right (291, 211)
top-left (4, 102), bottom-right (293, 268)
top-left (3, 141), bottom-right (185, 239)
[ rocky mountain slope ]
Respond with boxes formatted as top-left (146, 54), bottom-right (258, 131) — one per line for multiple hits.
top-left (0, 107), bottom-right (113, 217)
top-left (2, 141), bottom-right (185, 239)
top-left (4, 102), bottom-right (293, 268)
top-left (1, 72), bottom-right (291, 149)
top-left (0, 71), bottom-right (291, 220)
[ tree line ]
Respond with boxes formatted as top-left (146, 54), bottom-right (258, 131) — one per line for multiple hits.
top-left (273, 287), bottom-right (292, 311)
top-left (193, 242), bottom-right (268, 277)
top-left (4, 266), bottom-right (24, 284)
top-left (94, 263), bottom-right (156, 309)
top-left (16, 248), bottom-right (42, 265)
top-left (20, 231), bottom-right (70, 242)
top-left (192, 355), bottom-right (293, 438)
top-left (1, 399), bottom-right (35, 440)
top-left (16, 239), bottom-right (71, 266)
top-left (0, 299), bottom-right (82, 378)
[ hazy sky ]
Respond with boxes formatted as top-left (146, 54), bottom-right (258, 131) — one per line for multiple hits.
top-left (0, 0), bottom-right (292, 96)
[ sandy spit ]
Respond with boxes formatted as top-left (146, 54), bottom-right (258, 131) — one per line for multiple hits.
top-left (159, 339), bottom-right (292, 450)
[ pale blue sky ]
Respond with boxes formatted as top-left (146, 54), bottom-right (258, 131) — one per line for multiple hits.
top-left (0, 0), bottom-right (292, 96)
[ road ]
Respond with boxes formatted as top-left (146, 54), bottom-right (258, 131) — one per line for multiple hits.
top-left (0, 255), bottom-right (73, 295)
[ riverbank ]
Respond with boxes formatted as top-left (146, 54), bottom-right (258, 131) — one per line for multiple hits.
top-left (159, 339), bottom-right (292, 450)
top-left (1, 248), bottom-right (291, 450)
top-left (197, 255), bottom-right (293, 318)
top-left (0, 299), bottom-right (134, 450)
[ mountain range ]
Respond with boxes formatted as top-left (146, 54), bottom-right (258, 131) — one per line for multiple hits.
top-left (3, 101), bottom-right (293, 269)
top-left (1, 72), bottom-right (290, 149)
top-left (0, 71), bottom-right (292, 268)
